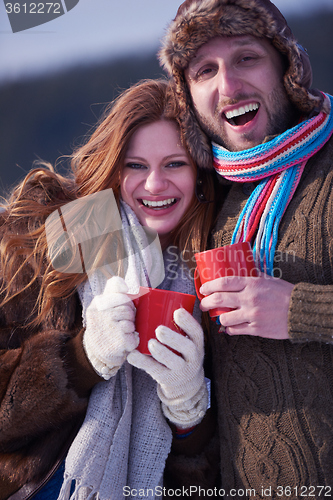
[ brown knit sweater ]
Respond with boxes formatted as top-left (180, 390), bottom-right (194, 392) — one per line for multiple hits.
top-left (165, 137), bottom-right (333, 499)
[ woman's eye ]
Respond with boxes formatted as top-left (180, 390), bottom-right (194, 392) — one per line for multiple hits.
top-left (125, 163), bottom-right (146, 170)
top-left (166, 161), bottom-right (187, 169)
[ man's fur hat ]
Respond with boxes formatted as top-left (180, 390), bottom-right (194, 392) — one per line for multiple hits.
top-left (159, 0), bottom-right (325, 169)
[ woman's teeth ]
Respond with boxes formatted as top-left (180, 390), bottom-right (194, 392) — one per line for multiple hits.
top-left (142, 198), bottom-right (176, 208)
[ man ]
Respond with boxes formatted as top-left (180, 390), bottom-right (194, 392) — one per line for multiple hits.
top-left (159, 0), bottom-right (333, 495)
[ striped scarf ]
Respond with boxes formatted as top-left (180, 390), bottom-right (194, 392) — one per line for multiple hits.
top-left (212, 93), bottom-right (333, 275)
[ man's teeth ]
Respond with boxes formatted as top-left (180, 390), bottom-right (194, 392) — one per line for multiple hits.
top-left (142, 198), bottom-right (176, 208)
top-left (225, 103), bottom-right (259, 120)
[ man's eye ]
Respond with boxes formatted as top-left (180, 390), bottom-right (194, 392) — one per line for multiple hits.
top-left (239, 54), bottom-right (259, 64)
top-left (196, 67), bottom-right (215, 80)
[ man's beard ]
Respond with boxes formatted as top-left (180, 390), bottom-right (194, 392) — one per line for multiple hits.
top-left (195, 87), bottom-right (298, 152)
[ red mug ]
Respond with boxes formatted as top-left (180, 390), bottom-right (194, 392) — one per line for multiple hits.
top-left (129, 287), bottom-right (196, 355)
top-left (194, 242), bottom-right (258, 318)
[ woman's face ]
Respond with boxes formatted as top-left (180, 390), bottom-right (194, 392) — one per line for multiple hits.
top-left (120, 120), bottom-right (196, 247)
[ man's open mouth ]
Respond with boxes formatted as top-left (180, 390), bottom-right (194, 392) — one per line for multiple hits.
top-left (224, 103), bottom-right (259, 126)
top-left (141, 198), bottom-right (177, 210)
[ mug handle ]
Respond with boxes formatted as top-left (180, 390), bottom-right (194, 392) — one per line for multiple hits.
top-left (194, 267), bottom-right (204, 300)
top-left (194, 267), bottom-right (232, 319)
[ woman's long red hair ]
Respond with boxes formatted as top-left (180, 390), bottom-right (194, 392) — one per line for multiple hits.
top-left (0, 79), bottom-right (217, 325)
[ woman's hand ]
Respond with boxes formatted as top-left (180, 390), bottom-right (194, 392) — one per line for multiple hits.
top-left (127, 308), bottom-right (208, 429)
top-left (83, 276), bottom-right (139, 379)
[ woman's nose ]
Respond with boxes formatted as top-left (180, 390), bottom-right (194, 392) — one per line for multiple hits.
top-left (144, 170), bottom-right (168, 193)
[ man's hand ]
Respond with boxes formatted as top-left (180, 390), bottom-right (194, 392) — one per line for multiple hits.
top-left (199, 274), bottom-right (295, 339)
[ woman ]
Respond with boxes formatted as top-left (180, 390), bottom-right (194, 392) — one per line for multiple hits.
top-left (0, 79), bottom-right (217, 499)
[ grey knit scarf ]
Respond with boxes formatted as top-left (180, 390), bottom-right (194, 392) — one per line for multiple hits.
top-left (57, 201), bottom-right (197, 500)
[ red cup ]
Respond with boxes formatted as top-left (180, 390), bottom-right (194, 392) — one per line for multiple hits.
top-left (194, 242), bottom-right (258, 318)
top-left (129, 287), bottom-right (196, 355)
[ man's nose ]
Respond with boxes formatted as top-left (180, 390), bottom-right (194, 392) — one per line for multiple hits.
top-left (216, 66), bottom-right (242, 98)
top-left (144, 170), bottom-right (168, 193)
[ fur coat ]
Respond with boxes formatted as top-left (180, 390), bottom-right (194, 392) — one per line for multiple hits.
top-left (0, 185), bottom-right (102, 499)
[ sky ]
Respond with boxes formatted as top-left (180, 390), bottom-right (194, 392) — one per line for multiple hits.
top-left (1, 0), bottom-right (333, 85)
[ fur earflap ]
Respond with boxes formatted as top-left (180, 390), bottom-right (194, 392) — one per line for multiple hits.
top-left (159, 0), bottom-right (324, 169)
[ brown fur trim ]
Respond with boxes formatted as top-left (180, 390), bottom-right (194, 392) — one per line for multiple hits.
top-left (0, 329), bottom-right (87, 492)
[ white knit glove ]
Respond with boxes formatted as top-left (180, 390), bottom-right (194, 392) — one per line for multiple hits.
top-left (83, 276), bottom-right (139, 380)
top-left (127, 308), bottom-right (208, 429)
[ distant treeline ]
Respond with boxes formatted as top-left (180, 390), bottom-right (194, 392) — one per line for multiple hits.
top-left (1, 10), bottom-right (332, 196)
